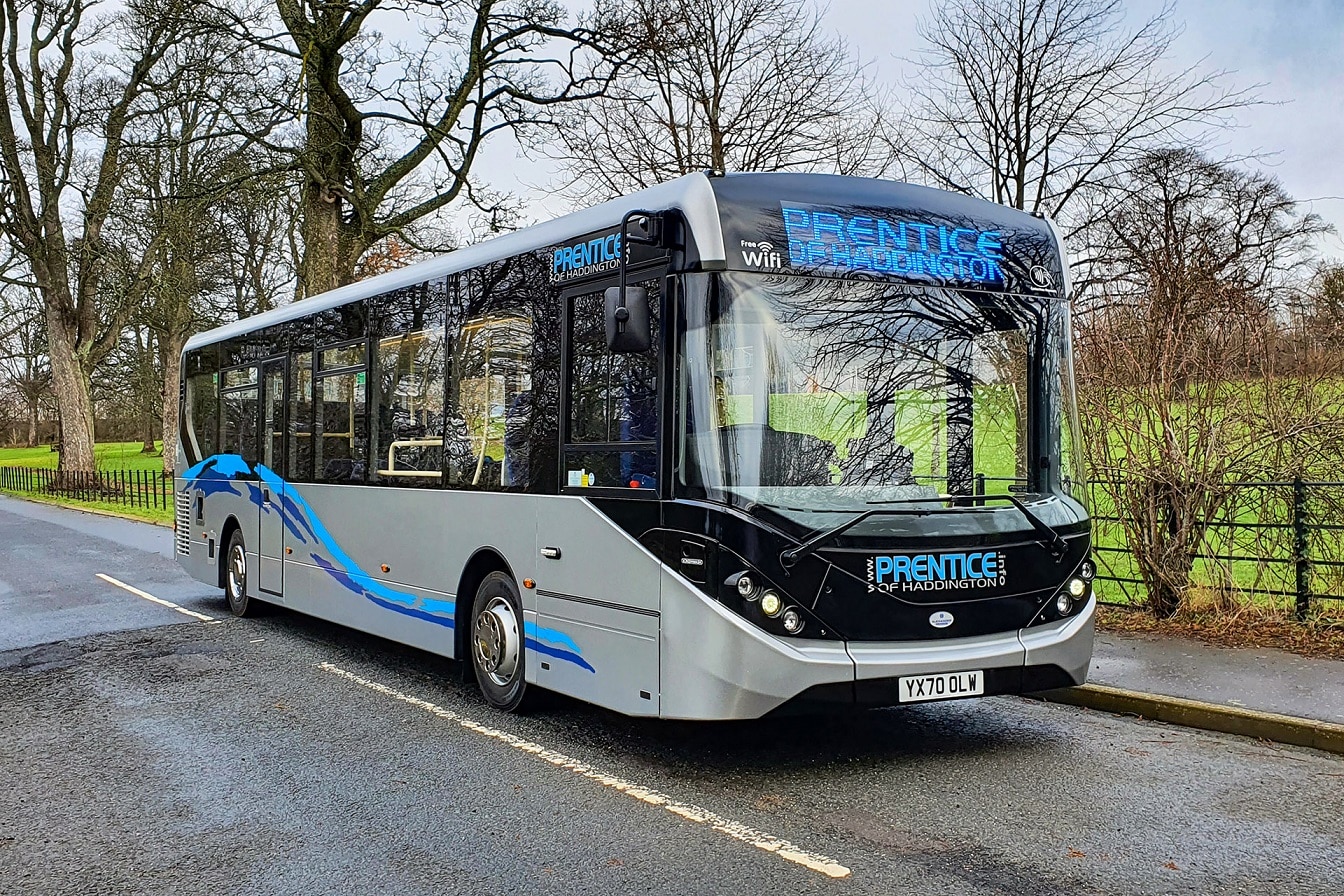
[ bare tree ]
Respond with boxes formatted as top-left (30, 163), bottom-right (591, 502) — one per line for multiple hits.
top-left (1077, 150), bottom-right (1338, 617)
top-left (0, 284), bottom-right (51, 448)
top-left (0, 0), bottom-right (201, 477)
top-left (218, 0), bottom-right (617, 296)
top-left (552, 0), bottom-right (891, 200)
top-left (903, 0), bottom-right (1254, 242)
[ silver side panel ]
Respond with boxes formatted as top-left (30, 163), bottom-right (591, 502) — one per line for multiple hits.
top-left (530, 497), bottom-right (665, 716)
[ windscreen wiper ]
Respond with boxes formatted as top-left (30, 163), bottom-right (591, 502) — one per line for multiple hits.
top-left (778, 493), bottom-right (1068, 569)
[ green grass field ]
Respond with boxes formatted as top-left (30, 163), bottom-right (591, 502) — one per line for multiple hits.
top-left (0, 441), bottom-right (166, 472)
top-left (0, 441), bottom-right (172, 524)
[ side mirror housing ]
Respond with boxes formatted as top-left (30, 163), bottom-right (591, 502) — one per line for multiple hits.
top-left (605, 285), bottom-right (651, 353)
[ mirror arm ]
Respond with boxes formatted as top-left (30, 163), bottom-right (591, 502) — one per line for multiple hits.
top-left (615, 209), bottom-right (665, 329)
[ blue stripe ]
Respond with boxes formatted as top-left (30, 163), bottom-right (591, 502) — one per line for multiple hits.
top-left (527, 638), bottom-right (596, 673)
top-left (184, 453), bottom-right (592, 672)
top-left (523, 620), bottom-right (583, 654)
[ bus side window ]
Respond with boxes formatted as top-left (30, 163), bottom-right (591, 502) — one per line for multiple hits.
top-left (450, 314), bottom-right (533, 489)
top-left (185, 371), bottom-right (219, 461)
top-left (220, 380), bottom-right (258, 465)
top-left (289, 352), bottom-right (314, 482)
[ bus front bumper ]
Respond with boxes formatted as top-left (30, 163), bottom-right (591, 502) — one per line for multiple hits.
top-left (777, 598), bottom-right (1095, 713)
top-left (659, 567), bottom-right (1095, 719)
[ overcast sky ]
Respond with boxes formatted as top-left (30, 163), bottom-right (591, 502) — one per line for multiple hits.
top-left (475, 0), bottom-right (1343, 259)
top-left (829, 0), bottom-right (1344, 257)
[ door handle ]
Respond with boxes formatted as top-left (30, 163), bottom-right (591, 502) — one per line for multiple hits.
top-left (261, 486), bottom-right (271, 503)
top-left (540, 547), bottom-right (561, 560)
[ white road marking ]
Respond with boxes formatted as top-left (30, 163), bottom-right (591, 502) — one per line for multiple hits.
top-left (96, 573), bottom-right (221, 623)
top-left (319, 662), bottom-right (852, 879)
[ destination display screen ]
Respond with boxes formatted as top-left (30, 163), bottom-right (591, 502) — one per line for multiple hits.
top-left (780, 204), bottom-right (1007, 285)
top-left (711, 175), bottom-right (1066, 296)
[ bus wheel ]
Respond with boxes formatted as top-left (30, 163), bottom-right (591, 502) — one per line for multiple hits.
top-left (224, 530), bottom-right (259, 618)
top-left (471, 572), bottom-right (530, 712)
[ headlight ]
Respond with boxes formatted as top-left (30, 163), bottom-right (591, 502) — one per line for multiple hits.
top-left (1055, 592), bottom-right (1073, 615)
top-left (760, 591), bottom-right (783, 617)
top-left (782, 608), bottom-right (804, 634)
top-left (1067, 577), bottom-right (1086, 597)
top-left (736, 574), bottom-right (757, 598)
top-left (1080, 560), bottom-right (1096, 581)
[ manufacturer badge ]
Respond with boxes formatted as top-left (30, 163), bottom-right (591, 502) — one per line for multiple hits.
top-left (929, 611), bottom-right (954, 629)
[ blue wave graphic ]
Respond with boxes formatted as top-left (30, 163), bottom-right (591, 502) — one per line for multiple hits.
top-left (183, 454), bottom-right (594, 673)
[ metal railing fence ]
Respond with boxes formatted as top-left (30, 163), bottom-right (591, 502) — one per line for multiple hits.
top-left (0, 466), bottom-right (172, 512)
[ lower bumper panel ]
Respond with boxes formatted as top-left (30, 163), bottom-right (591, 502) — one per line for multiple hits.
top-left (772, 663), bottom-right (1080, 714)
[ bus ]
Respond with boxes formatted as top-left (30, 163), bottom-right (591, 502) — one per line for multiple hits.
top-left (175, 172), bottom-right (1094, 719)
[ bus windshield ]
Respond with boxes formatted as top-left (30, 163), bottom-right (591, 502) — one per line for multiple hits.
top-left (680, 272), bottom-right (1060, 522)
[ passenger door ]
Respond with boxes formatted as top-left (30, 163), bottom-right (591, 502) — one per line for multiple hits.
top-left (258, 357), bottom-right (286, 596)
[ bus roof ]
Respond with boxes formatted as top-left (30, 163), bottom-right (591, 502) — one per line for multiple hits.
top-left (186, 172), bottom-right (1064, 351)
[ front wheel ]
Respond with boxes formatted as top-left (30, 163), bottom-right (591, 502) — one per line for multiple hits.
top-left (471, 572), bottom-right (532, 712)
top-left (223, 530), bottom-right (261, 618)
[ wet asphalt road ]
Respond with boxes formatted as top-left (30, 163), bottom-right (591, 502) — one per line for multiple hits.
top-left (2, 496), bottom-right (1342, 896)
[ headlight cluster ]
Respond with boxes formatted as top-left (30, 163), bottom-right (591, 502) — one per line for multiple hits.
top-left (730, 572), bottom-right (812, 636)
top-left (1051, 558), bottom-right (1095, 619)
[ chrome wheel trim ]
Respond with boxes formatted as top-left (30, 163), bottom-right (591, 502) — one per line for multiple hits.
top-left (227, 543), bottom-right (246, 604)
top-left (473, 595), bottom-right (521, 688)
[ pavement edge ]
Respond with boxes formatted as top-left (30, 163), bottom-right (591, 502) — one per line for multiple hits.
top-left (1030, 684), bottom-right (1344, 756)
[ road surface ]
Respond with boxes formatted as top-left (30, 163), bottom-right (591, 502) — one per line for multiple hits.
top-left (2, 495), bottom-right (1340, 895)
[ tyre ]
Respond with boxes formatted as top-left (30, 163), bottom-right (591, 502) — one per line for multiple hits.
top-left (223, 529), bottom-right (260, 618)
top-left (471, 572), bottom-right (532, 712)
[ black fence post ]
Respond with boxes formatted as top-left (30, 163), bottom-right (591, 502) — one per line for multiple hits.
top-left (1293, 477), bottom-right (1311, 622)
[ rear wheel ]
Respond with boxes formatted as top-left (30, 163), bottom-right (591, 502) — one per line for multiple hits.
top-left (471, 572), bottom-right (531, 712)
top-left (224, 530), bottom-right (260, 618)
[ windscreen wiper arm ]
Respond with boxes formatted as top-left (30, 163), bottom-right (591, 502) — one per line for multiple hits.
top-left (777, 493), bottom-right (1068, 569)
top-left (779, 500), bottom-right (944, 569)
top-left (994, 494), bottom-right (1069, 561)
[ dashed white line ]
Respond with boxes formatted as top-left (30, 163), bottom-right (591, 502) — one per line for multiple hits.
top-left (318, 661), bottom-right (852, 879)
top-left (96, 573), bottom-right (221, 623)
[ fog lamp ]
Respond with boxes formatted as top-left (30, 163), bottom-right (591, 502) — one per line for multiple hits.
top-left (782, 608), bottom-right (804, 634)
top-left (1067, 577), bottom-right (1086, 597)
top-left (1055, 592), bottom-right (1073, 615)
top-left (736, 575), bottom-right (757, 598)
top-left (760, 591), bottom-right (783, 617)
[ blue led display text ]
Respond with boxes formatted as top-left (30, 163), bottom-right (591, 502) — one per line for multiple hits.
top-left (873, 551), bottom-right (1000, 584)
top-left (781, 205), bottom-right (1005, 283)
top-left (553, 232), bottom-right (622, 280)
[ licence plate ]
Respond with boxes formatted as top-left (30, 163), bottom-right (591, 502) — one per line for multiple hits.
top-left (898, 670), bottom-right (984, 703)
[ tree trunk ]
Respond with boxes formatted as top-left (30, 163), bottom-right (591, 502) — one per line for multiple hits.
top-left (159, 333), bottom-right (185, 478)
top-left (45, 309), bottom-right (98, 479)
top-left (141, 410), bottom-right (156, 454)
top-left (26, 404), bottom-right (37, 449)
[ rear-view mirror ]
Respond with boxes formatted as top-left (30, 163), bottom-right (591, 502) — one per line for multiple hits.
top-left (605, 285), bottom-right (651, 353)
